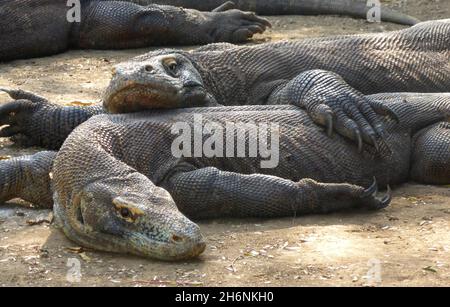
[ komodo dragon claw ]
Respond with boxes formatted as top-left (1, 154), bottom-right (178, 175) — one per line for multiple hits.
top-left (354, 129), bottom-right (363, 153)
top-left (212, 1), bottom-right (236, 12)
top-left (325, 112), bottom-right (333, 137)
top-left (380, 186), bottom-right (393, 209)
top-left (362, 177), bottom-right (378, 198)
top-left (360, 178), bottom-right (392, 210)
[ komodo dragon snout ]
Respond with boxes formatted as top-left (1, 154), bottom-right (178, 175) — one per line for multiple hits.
top-left (103, 53), bottom-right (214, 113)
top-left (54, 173), bottom-right (206, 261)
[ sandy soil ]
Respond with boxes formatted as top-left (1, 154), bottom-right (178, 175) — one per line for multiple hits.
top-left (0, 0), bottom-right (449, 287)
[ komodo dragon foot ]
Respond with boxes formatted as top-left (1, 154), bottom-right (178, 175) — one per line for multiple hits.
top-left (0, 88), bottom-right (103, 149)
top-left (269, 70), bottom-right (400, 153)
top-left (203, 4), bottom-right (272, 43)
top-left (0, 151), bottom-right (56, 208)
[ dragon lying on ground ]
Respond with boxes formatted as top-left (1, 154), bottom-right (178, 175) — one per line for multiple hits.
top-left (1, 20), bottom-right (448, 152)
top-left (0, 0), bottom-right (270, 61)
top-left (128, 0), bottom-right (420, 25)
top-left (0, 92), bottom-right (448, 260)
top-left (0, 0), bottom-right (420, 62)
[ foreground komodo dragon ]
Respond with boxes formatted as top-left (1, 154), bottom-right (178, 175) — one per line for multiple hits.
top-left (0, 0), bottom-right (271, 61)
top-left (1, 20), bottom-right (448, 152)
top-left (129, 0), bottom-right (420, 25)
top-left (0, 93), bottom-right (448, 260)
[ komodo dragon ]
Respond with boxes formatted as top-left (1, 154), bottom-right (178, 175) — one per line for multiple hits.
top-left (101, 19), bottom-right (450, 148)
top-left (0, 93), bottom-right (448, 260)
top-left (0, 0), bottom-right (420, 62)
top-left (1, 20), bottom-right (448, 152)
top-left (0, 0), bottom-right (271, 61)
top-left (129, 0), bottom-right (420, 25)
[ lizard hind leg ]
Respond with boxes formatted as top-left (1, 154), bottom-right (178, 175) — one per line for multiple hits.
top-left (166, 166), bottom-right (392, 219)
top-left (0, 151), bottom-right (56, 208)
top-left (411, 122), bottom-right (450, 185)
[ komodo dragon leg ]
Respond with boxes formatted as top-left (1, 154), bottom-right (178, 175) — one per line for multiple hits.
top-left (0, 151), bottom-right (56, 208)
top-left (164, 166), bottom-right (391, 219)
top-left (0, 89), bottom-right (103, 149)
top-left (267, 69), bottom-right (398, 152)
top-left (74, 1), bottom-right (271, 48)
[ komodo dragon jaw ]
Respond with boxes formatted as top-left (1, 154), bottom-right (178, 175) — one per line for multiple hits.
top-left (103, 53), bottom-right (215, 113)
top-left (53, 174), bottom-right (206, 261)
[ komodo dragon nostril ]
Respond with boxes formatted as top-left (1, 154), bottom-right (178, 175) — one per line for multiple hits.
top-left (184, 81), bottom-right (202, 88)
top-left (144, 65), bottom-right (154, 72)
top-left (171, 234), bottom-right (184, 243)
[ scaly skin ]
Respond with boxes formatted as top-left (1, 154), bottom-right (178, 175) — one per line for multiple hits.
top-left (0, 151), bottom-right (56, 208)
top-left (126, 0), bottom-right (420, 25)
top-left (0, 89), bottom-right (104, 149)
top-left (0, 0), bottom-right (270, 61)
top-left (0, 93), bottom-right (449, 260)
top-left (411, 121), bottom-right (450, 184)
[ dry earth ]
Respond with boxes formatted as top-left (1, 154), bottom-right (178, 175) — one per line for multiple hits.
top-left (0, 0), bottom-right (449, 287)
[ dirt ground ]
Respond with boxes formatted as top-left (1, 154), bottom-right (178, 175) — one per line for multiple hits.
top-left (0, 0), bottom-right (449, 287)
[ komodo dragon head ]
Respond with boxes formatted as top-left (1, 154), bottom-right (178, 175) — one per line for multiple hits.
top-left (103, 50), bottom-right (216, 113)
top-left (53, 171), bottom-right (206, 261)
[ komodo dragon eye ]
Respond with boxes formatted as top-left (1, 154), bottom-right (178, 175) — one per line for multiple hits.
top-left (113, 197), bottom-right (144, 223)
top-left (120, 207), bottom-right (131, 218)
top-left (164, 58), bottom-right (178, 76)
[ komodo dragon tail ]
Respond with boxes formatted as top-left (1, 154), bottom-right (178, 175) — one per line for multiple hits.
top-left (127, 0), bottom-right (420, 25)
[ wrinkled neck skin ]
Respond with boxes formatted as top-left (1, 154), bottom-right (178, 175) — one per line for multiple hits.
top-left (172, 52), bottom-right (222, 108)
top-left (53, 191), bottom-right (105, 252)
top-left (53, 189), bottom-right (130, 255)
top-left (184, 53), bottom-right (228, 105)
top-left (188, 51), bottom-right (255, 106)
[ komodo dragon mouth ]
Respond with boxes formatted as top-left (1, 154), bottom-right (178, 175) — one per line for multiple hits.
top-left (104, 83), bottom-right (187, 113)
top-left (104, 82), bottom-right (209, 114)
